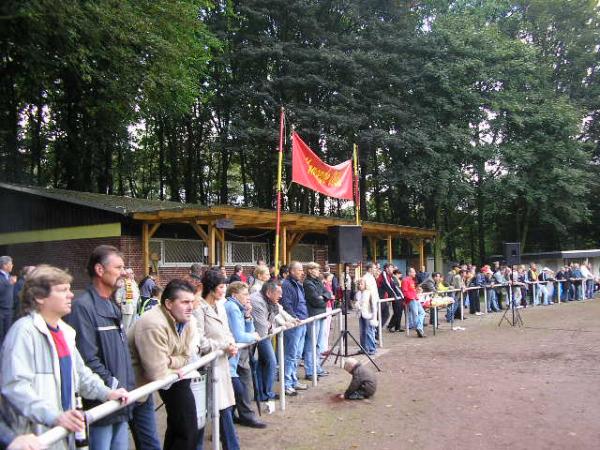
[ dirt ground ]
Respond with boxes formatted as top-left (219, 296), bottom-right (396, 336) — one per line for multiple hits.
top-left (157, 298), bottom-right (600, 449)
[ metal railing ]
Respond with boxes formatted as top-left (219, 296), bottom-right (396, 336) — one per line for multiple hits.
top-left (38, 308), bottom-right (342, 449)
top-left (373, 279), bottom-right (597, 346)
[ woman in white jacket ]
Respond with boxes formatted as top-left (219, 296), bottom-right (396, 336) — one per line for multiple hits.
top-left (355, 277), bottom-right (377, 355)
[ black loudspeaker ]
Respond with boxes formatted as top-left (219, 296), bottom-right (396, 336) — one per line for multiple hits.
top-left (328, 226), bottom-right (363, 263)
top-left (503, 242), bottom-right (521, 267)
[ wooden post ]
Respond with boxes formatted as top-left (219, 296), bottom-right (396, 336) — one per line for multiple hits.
top-left (370, 237), bottom-right (377, 263)
top-left (419, 239), bottom-right (425, 270)
top-left (209, 223), bottom-right (216, 266)
top-left (281, 226), bottom-right (287, 266)
top-left (142, 223), bottom-right (149, 276)
top-left (219, 229), bottom-right (226, 265)
top-left (387, 235), bottom-right (393, 263)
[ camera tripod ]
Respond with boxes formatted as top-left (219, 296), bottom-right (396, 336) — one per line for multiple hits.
top-left (322, 292), bottom-right (381, 372)
top-left (498, 284), bottom-right (524, 327)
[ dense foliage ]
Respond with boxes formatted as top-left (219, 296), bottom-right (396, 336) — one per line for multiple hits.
top-left (1, 0), bottom-right (599, 263)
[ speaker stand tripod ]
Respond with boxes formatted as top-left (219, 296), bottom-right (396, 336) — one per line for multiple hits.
top-left (498, 284), bottom-right (524, 327)
top-left (322, 295), bottom-right (381, 372)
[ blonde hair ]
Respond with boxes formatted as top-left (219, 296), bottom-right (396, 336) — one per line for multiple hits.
top-left (227, 281), bottom-right (249, 297)
top-left (20, 265), bottom-right (72, 314)
top-left (253, 265), bottom-right (269, 279)
top-left (357, 277), bottom-right (367, 290)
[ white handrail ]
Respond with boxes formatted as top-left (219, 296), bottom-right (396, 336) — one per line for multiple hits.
top-left (38, 307), bottom-right (342, 447)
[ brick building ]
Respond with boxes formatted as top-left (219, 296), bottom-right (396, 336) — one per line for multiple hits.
top-left (0, 183), bottom-right (436, 290)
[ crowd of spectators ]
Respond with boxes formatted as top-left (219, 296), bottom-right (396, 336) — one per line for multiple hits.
top-left (0, 249), bottom-right (598, 450)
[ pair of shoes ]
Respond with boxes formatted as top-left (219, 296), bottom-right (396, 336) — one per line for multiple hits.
top-left (398, 328), bottom-right (405, 332)
top-left (319, 370), bottom-right (329, 376)
top-left (294, 382), bottom-right (308, 390)
top-left (475, 312), bottom-right (483, 316)
top-left (387, 327), bottom-right (396, 333)
top-left (284, 387), bottom-right (297, 396)
top-left (237, 418), bottom-right (267, 429)
top-left (416, 328), bottom-right (426, 338)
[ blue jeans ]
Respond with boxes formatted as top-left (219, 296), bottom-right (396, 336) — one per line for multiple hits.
top-left (130, 395), bottom-right (161, 450)
top-left (284, 325), bottom-right (305, 389)
top-left (255, 338), bottom-right (277, 401)
top-left (538, 285), bottom-right (550, 305)
top-left (303, 319), bottom-right (325, 377)
top-left (486, 289), bottom-right (500, 312)
top-left (586, 279), bottom-right (594, 298)
top-left (408, 300), bottom-right (425, 332)
top-left (558, 282), bottom-right (568, 301)
top-left (219, 406), bottom-right (240, 450)
top-left (89, 421), bottom-right (129, 450)
top-left (445, 292), bottom-right (457, 322)
top-left (358, 317), bottom-right (376, 354)
top-left (295, 324), bottom-right (306, 360)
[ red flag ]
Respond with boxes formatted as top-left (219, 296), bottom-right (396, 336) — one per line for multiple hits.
top-left (291, 132), bottom-right (354, 200)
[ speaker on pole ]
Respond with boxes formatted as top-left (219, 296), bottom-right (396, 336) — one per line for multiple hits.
top-left (328, 226), bottom-right (362, 263)
top-left (503, 242), bottom-right (521, 267)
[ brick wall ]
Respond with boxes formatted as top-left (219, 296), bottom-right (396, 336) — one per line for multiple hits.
top-left (1, 237), bottom-right (331, 290)
top-left (1, 237), bottom-right (121, 290)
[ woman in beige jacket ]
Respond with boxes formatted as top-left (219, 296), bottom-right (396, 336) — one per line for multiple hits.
top-left (193, 269), bottom-right (240, 450)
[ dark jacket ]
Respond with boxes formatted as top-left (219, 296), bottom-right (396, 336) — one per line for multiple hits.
top-left (281, 277), bottom-right (308, 320)
top-left (344, 363), bottom-right (377, 399)
top-left (0, 414), bottom-right (15, 450)
top-left (303, 275), bottom-right (330, 317)
top-left (0, 274), bottom-right (13, 311)
top-left (228, 273), bottom-right (242, 283)
top-left (12, 276), bottom-right (25, 318)
top-left (65, 285), bottom-right (135, 425)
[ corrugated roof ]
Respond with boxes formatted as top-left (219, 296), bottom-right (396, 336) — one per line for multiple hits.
top-left (0, 182), bottom-right (192, 215)
top-left (0, 182), bottom-right (437, 238)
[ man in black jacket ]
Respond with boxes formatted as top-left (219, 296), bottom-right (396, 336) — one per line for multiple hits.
top-left (0, 256), bottom-right (15, 344)
top-left (380, 263), bottom-right (404, 332)
top-left (66, 245), bottom-right (153, 450)
top-left (302, 262), bottom-right (331, 380)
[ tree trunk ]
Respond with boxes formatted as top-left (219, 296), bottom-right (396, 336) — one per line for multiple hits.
top-left (371, 146), bottom-right (382, 222)
top-left (434, 203), bottom-right (444, 272)
top-left (476, 172), bottom-right (486, 265)
top-left (240, 147), bottom-right (249, 206)
top-left (520, 203), bottom-right (532, 253)
top-left (219, 138), bottom-right (229, 204)
top-left (184, 117), bottom-right (197, 203)
top-left (157, 118), bottom-right (165, 200)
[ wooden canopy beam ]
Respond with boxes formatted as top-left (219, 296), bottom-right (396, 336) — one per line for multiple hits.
top-left (189, 222), bottom-right (209, 245)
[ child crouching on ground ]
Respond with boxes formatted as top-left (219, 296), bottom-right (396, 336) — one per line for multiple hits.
top-left (342, 358), bottom-right (377, 400)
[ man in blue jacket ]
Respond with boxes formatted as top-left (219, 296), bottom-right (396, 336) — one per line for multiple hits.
top-left (280, 261), bottom-right (309, 396)
top-left (66, 245), bottom-right (146, 450)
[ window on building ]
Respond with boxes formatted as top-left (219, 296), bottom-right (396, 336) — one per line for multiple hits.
top-left (228, 242), bottom-right (270, 264)
top-left (150, 238), bottom-right (205, 267)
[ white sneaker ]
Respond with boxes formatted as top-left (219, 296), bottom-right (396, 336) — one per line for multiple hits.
top-left (265, 400), bottom-right (276, 414)
top-left (475, 312), bottom-right (483, 316)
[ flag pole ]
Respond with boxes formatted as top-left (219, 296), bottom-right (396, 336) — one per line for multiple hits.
top-left (353, 143), bottom-right (361, 226)
top-left (274, 107), bottom-right (285, 276)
